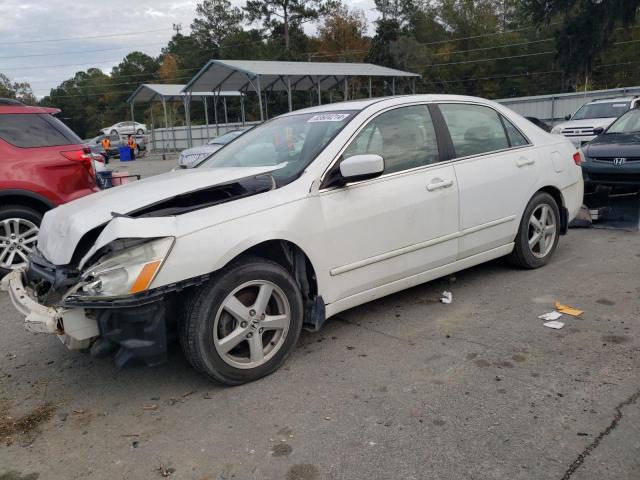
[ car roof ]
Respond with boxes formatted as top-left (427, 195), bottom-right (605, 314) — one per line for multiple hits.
top-left (588, 97), bottom-right (637, 104)
top-left (0, 103), bottom-right (60, 115)
top-left (278, 94), bottom-right (503, 117)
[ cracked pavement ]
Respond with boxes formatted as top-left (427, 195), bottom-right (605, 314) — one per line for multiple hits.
top-left (1, 160), bottom-right (639, 479)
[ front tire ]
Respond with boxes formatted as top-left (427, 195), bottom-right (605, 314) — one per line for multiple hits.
top-left (136, 129), bottom-right (144, 135)
top-left (110, 129), bottom-right (118, 136)
top-left (508, 192), bottom-right (560, 269)
top-left (0, 205), bottom-right (42, 276)
top-left (179, 257), bottom-right (304, 385)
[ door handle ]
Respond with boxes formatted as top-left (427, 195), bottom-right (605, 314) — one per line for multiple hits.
top-left (426, 179), bottom-right (454, 191)
top-left (516, 157), bottom-right (535, 168)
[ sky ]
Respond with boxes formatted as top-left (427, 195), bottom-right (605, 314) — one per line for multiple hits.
top-left (0, 0), bottom-right (379, 98)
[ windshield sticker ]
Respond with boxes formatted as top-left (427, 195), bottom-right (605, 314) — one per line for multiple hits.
top-left (307, 113), bottom-right (350, 123)
top-left (612, 104), bottom-right (627, 108)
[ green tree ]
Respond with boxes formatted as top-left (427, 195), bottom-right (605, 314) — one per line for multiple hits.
top-left (191, 0), bottom-right (244, 49)
top-left (0, 73), bottom-right (36, 105)
top-left (524, 0), bottom-right (640, 86)
top-left (244, 0), bottom-right (331, 50)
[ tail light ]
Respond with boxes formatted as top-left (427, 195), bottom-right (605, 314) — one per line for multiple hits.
top-left (572, 151), bottom-right (582, 166)
top-left (61, 147), bottom-right (95, 178)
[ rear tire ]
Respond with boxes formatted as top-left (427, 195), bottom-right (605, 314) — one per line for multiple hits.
top-left (0, 205), bottom-right (43, 276)
top-left (110, 129), bottom-right (118, 136)
top-left (136, 129), bottom-right (144, 135)
top-left (508, 192), bottom-right (560, 269)
top-left (179, 256), bottom-right (304, 385)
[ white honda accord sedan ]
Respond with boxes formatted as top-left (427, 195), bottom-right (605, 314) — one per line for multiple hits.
top-left (2, 95), bottom-right (583, 385)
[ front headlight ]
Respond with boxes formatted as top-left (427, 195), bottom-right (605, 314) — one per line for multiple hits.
top-left (72, 237), bottom-right (174, 299)
top-left (551, 126), bottom-right (563, 134)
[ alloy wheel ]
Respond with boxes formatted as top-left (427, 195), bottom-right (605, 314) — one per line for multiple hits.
top-left (213, 280), bottom-right (291, 369)
top-left (528, 204), bottom-right (556, 259)
top-left (0, 218), bottom-right (38, 270)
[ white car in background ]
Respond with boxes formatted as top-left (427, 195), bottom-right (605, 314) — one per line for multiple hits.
top-left (2, 95), bottom-right (583, 386)
top-left (551, 97), bottom-right (640, 146)
top-left (100, 121), bottom-right (147, 137)
top-left (177, 128), bottom-right (252, 169)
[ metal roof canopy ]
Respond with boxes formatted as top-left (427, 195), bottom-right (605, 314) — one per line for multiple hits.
top-left (183, 60), bottom-right (420, 121)
top-left (127, 84), bottom-right (246, 147)
top-left (127, 83), bottom-right (242, 104)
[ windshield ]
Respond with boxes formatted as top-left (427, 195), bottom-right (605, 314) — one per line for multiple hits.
top-left (572, 102), bottom-right (630, 120)
top-left (208, 130), bottom-right (245, 145)
top-left (200, 111), bottom-right (355, 185)
top-left (606, 109), bottom-right (640, 134)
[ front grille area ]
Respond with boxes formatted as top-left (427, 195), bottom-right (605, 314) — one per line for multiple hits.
top-left (593, 157), bottom-right (640, 164)
top-left (562, 127), bottom-right (594, 136)
top-left (26, 251), bottom-right (80, 306)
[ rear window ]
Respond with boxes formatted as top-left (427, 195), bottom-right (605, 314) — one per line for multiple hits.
top-left (0, 113), bottom-right (82, 148)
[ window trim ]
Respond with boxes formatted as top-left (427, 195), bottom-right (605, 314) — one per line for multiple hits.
top-left (319, 102), bottom-right (447, 191)
top-left (433, 102), bottom-right (532, 162)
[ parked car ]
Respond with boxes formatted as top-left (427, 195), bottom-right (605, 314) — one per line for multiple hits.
top-left (100, 121), bottom-right (147, 137)
top-left (2, 95), bottom-right (583, 385)
top-left (581, 107), bottom-right (640, 192)
top-left (0, 98), bottom-right (99, 275)
top-left (176, 128), bottom-right (253, 169)
top-left (551, 96), bottom-right (640, 146)
top-left (86, 133), bottom-right (125, 157)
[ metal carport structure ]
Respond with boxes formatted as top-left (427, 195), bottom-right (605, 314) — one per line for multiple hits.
top-left (182, 60), bottom-right (420, 121)
top-left (126, 84), bottom-right (244, 148)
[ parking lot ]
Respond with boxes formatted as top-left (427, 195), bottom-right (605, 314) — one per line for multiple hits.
top-left (0, 157), bottom-right (637, 480)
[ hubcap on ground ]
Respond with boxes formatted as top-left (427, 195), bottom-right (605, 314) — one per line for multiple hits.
top-left (213, 280), bottom-right (291, 369)
top-left (528, 204), bottom-right (556, 259)
top-left (0, 218), bottom-right (38, 270)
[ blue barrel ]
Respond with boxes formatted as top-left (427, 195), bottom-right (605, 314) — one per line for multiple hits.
top-left (119, 146), bottom-right (131, 161)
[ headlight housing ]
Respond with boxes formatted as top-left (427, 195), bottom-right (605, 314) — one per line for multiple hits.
top-left (71, 237), bottom-right (174, 299)
top-left (551, 126), bottom-right (563, 134)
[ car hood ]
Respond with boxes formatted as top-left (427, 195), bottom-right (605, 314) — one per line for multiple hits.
top-left (37, 166), bottom-right (280, 265)
top-left (584, 132), bottom-right (640, 157)
top-left (556, 118), bottom-right (617, 130)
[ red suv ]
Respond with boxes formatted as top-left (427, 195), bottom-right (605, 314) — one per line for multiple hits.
top-left (0, 98), bottom-right (98, 275)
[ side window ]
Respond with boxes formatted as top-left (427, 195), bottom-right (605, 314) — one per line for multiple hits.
top-left (343, 105), bottom-right (439, 174)
top-left (0, 114), bottom-right (80, 148)
top-left (502, 117), bottom-right (529, 147)
top-left (439, 104), bottom-right (509, 158)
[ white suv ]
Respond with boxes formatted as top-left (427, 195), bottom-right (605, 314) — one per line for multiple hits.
top-left (2, 95), bottom-right (583, 385)
top-left (551, 97), bottom-right (640, 146)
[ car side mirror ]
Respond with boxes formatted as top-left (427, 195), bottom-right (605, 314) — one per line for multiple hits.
top-left (564, 114), bottom-right (571, 121)
top-left (593, 127), bottom-right (604, 135)
top-left (339, 154), bottom-right (384, 182)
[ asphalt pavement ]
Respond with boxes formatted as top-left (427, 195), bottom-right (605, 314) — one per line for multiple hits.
top-left (0, 157), bottom-right (638, 480)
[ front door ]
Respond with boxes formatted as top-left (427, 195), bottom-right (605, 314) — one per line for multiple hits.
top-left (315, 104), bottom-right (459, 304)
top-left (436, 103), bottom-right (539, 259)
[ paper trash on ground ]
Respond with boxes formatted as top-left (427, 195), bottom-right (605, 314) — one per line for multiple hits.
top-left (543, 320), bottom-right (565, 329)
top-left (555, 301), bottom-right (584, 317)
top-left (440, 291), bottom-right (452, 304)
top-left (539, 311), bottom-right (563, 321)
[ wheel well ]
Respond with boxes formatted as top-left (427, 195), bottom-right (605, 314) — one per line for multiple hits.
top-left (241, 240), bottom-right (318, 299)
top-left (538, 186), bottom-right (564, 209)
top-left (0, 194), bottom-right (52, 215)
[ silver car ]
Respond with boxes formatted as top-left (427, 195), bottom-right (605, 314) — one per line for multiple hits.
top-left (100, 121), bottom-right (147, 137)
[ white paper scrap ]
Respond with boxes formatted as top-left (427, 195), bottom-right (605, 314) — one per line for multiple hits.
top-left (440, 291), bottom-right (452, 304)
top-left (538, 311), bottom-right (563, 321)
top-left (307, 113), bottom-right (350, 122)
top-left (543, 320), bottom-right (565, 329)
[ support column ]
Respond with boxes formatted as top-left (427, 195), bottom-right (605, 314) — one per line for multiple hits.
top-left (411, 77), bottom-right (416, 94)
top-left (241, 95), bottom-right (246, 125)
top-left (214, 92), bottom-right (219, 136)
top-left (183, 93), bottom-right (193, 148)
top-left (223, 97), bottom-right (228, 126)
top-left (161, 98), bottom-right (170, 152)
top-left (149, 104), bottom-right (155, 151)
top-left (287, 77), bottom-right (293, 112)
top-left (256, 75), bottom-right (264, 122)
top-left (130, 100), bottom-right (135, 124)
top-left (392, 78), bottom-right (396, 95)
top-left (343, 77), bottom-right (348, 101)
top-left (369, 77), bottom-right (372, 98)
top-left (317, 76), bottom-right (322, 105)
top-left (204, 97), bottom-right (210, 141)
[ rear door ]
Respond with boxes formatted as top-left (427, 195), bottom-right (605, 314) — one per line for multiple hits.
top-left (316, 104), bottom-right (459, 303)
top-left (435, 103), bottom-right (538, 259)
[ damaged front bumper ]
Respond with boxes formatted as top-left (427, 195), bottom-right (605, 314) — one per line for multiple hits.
top-left (1, 268), bottom-right (99, 350)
